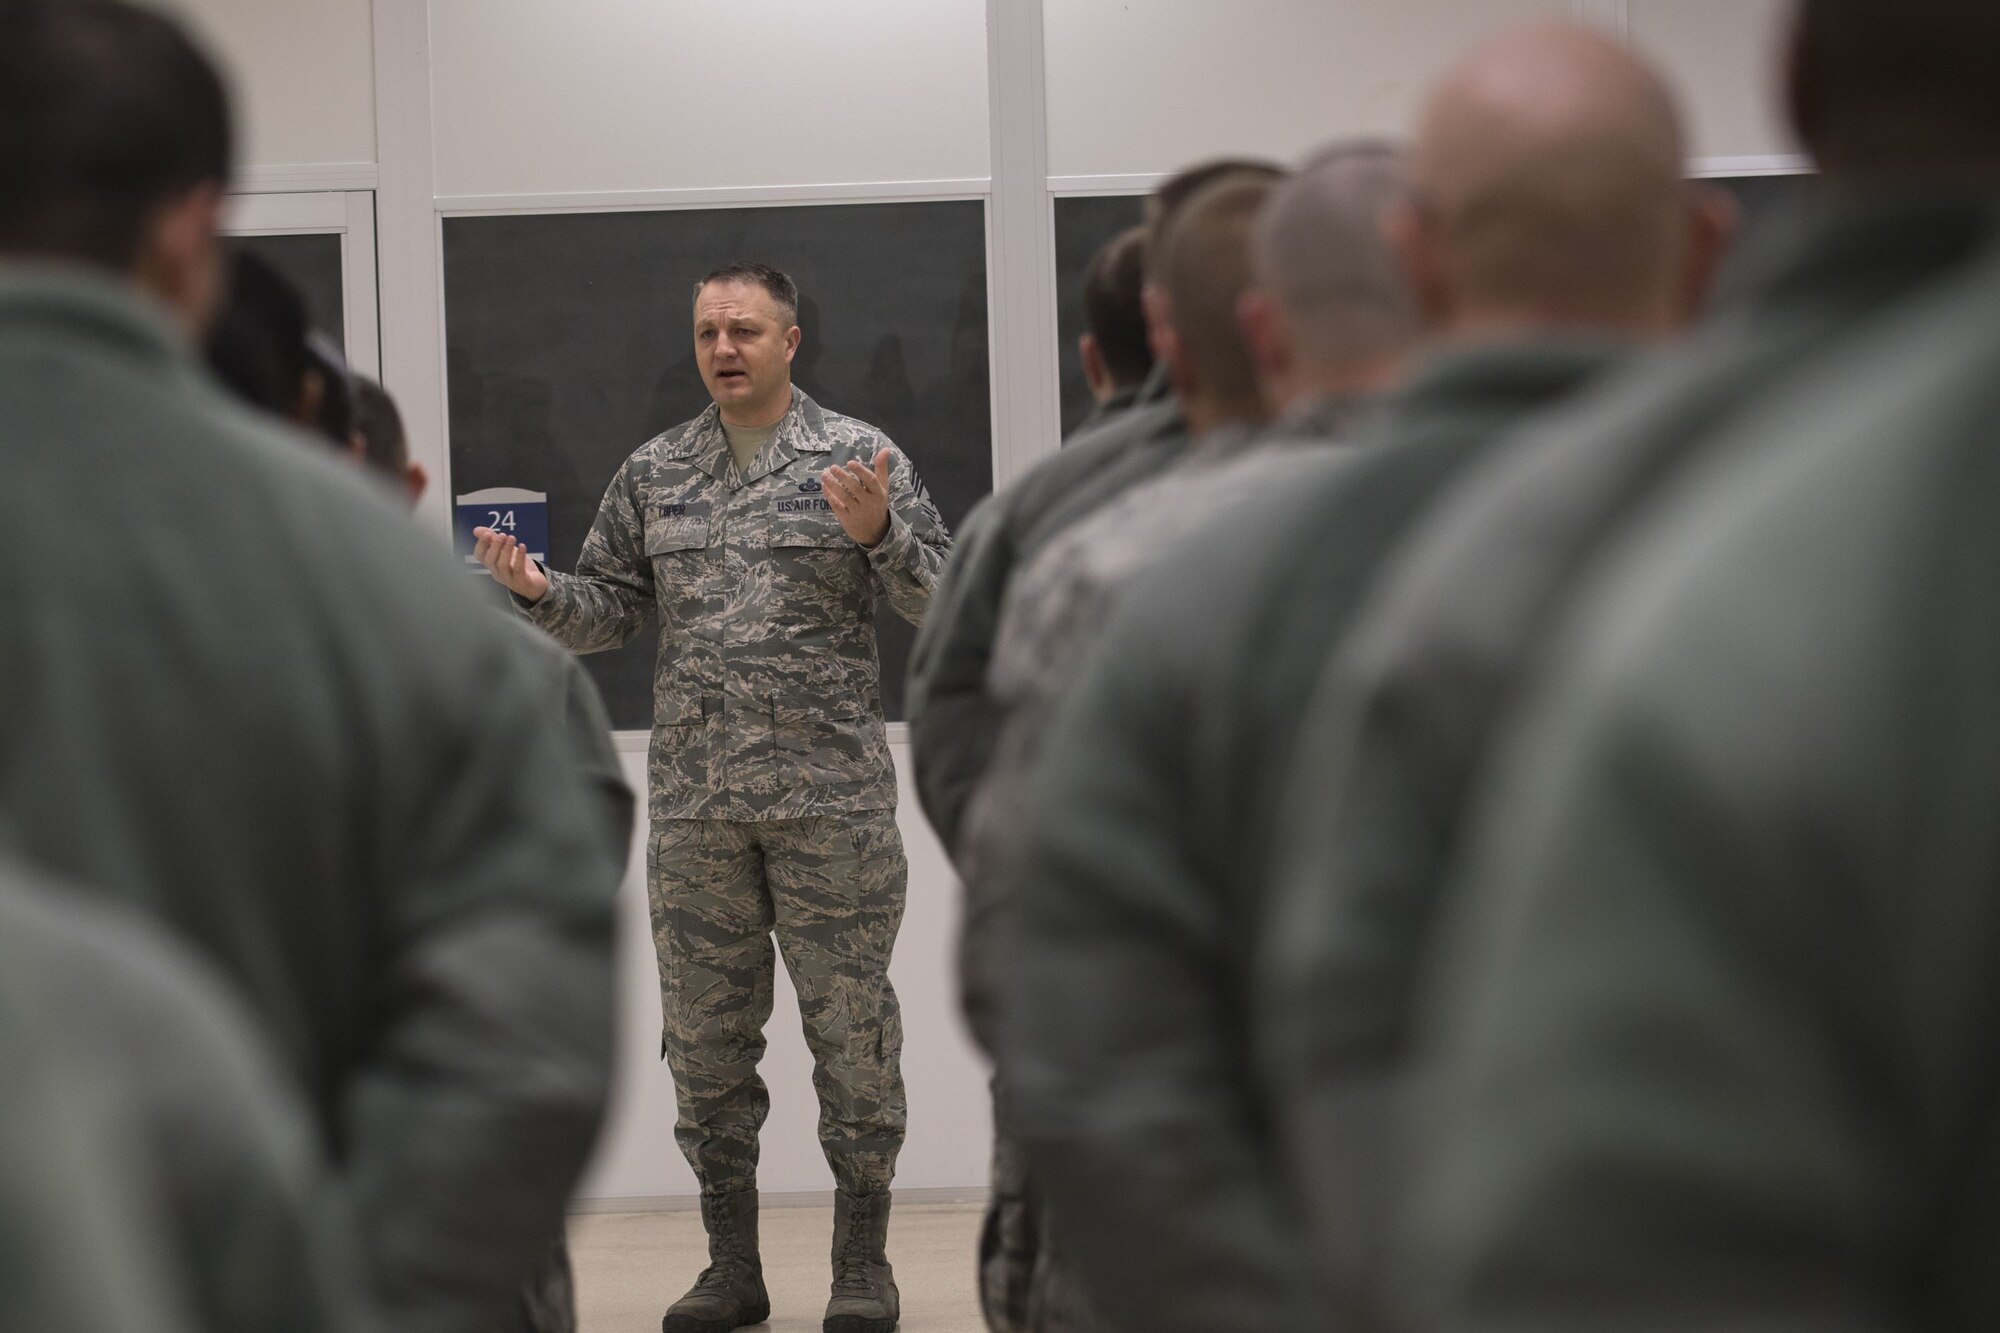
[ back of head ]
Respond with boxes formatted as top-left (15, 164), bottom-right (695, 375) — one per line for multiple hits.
top-left (1410, 21), bottom-right (1693, 334)
top-left (351, 378), bottom-right (409, 477)
top-left (1081, 227), bottom-right (1154, 390)
top-left (1256, 141), bottom-right (1421, 371)
top-left (0, 0), bottom-right (232, 268)
top-left (1791, 0), bottom-right (2000, 175)
top-left (207, 250), bottom-right (310, 417)
top-left (1145, 157), bottom-right (1286, 269)
top-left (1155, 173), bottom-right (1282, 419)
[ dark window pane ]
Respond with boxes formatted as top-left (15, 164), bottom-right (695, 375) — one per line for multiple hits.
top-left (442, 201), bottom-right (992, 729)
top-left (234, 232), bottom-right (345, 347)
top-left (1053, 194), bottom-right (1147, 437)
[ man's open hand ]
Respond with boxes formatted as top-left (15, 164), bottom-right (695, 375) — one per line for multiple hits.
top-left (472, 527), bottom-right (550, 602)
top-left (822, 448), bottom-right (894, 548)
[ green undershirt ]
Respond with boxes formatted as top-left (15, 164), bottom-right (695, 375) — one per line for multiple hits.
top-left (721, 419), bottom-right (779, 475)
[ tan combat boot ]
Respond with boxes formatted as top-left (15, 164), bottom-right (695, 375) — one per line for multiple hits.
top-left (663, 1190), bottom-right (770, 1333)
top-left (824, 1189), bottom-right (899, 1333)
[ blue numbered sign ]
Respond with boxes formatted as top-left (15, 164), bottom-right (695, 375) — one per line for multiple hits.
top-left (454, 487), bottom-right (550, 569)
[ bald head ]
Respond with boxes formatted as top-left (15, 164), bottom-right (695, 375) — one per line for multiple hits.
top-left (1400, 21), bottom-right (1713, 336)
top-left (1252, 141), bottom-right (1419, 385)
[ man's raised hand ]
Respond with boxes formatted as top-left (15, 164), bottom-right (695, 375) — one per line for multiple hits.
top-left (821, 448), bottom-right (895, 548)
top-left (472, 527), bottom-right (550, 602)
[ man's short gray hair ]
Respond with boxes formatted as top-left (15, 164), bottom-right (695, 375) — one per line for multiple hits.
top-left (1254, 141), bottom-right (1420, 366)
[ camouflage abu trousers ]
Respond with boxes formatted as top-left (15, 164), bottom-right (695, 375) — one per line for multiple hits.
top-left (650, 811), bottom-right (908, 1196)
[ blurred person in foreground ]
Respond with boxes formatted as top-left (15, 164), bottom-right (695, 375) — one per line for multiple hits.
top-left (0, 6), bottom-right (633, 1332)
top-left (0, 855), bottom-right (371, 1333)
top-left (1003, 22), bottom-right (1727, 1332)
top-left (1390, 227), bottom-right (2000, 1333)
top-left (1257, 1), bottom-right (2000, 1308)
top-left (960, 149), bottom-right (1412, 1332)
top-left (906, 159), bottom-right (1281, 863)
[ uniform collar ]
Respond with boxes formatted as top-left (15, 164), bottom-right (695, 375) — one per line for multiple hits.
top-left (669, 384), bottom-right (832, 487)
top-left (0, 262), bottom-right (195, 371)
top-left (1390, 335), bottom-right (1636, 428)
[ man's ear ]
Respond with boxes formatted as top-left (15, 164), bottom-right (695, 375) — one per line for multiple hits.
top-left (1384, 198), bottom-right (1451, 328)
top-left (1236, 287), bottom-right (1289, 393)
top-left (1143, 286), bottom-right (1194, 400)
top-left (405, 459), bottom-right (430, 507)
top-left (137, 182), bottom-right (227, 334)
top-left (1079, 333), bottom-right (1111, 399)
top-left (1676, 184), bottom-right (1741, 326)
top-left (784, 324), bottom-right (802, 365)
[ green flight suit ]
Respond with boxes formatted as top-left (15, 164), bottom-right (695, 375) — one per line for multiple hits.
top-left (906, 364), bottom-right (1185, 857)
top-left (1001, 339), bottom-right (1631, 1333)
top-left (0, 265), bottom-right (632, 1333)
top-left (1391, 253), bottom-right (2000, 1333)
top-left (0, 860), bottom-right (371, 1333)
top-left (1253, 191), bottom-right (2000, 1307)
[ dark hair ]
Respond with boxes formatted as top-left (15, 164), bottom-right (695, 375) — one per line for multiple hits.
top-left (205, 249), bottom-right (353, 447)
top-left (1081, 227), bottom-right (1154, 388)
top-left (1144, 157), bottom-right (1286, 271)
top-left (0, 0), bottom-right (233, 267)
top-left (351, 378), bottom-right (410, 476)
top-left (1792, 0), bottom-right (2000, 170)
top-left (693, 262), bottom-right (801, 326)
top-left (207, 250), bottom-right (311, 417)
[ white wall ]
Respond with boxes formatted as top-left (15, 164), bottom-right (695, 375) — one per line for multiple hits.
top-left (578, 739), bottom-right (991, 1203)
top-left (1042, 0), bottom-right (1570, 179)
top-left (159, 0), bottom-right (376, 168)
top-left (428, 0), bottom-right (990, 199)
top-left (1630, 0), bottom-right (1796, 161)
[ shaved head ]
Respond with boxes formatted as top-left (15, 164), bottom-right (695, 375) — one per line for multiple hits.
top-left (1255, 141), bottom-right (1419, 371)
top-left (1154, 173), bottom-right (1280, 421)
top-left (1404, 21), bottom-right (1700, 333)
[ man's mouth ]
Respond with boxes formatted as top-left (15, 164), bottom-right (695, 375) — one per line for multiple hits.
top-left (717, 369), bottom-right (747, 384)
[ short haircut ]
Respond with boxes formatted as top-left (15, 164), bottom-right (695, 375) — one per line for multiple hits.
top-left (1255, 141), bottom-right (1419, 368)
top-left (207, 250), bottom-right (311, 418)
top-left (352, 378), bottom-right (410, 476)
top-left (1154, 173), bottom-right (1280, 414)
top-left (1080, 227), bottom-right (1154, 389)
top-left (1143, 157), bottom-right (1286, 274)
top-left (0, 0), bottom-right (233, 267)
top-left (1793, 0), bottom-right (2000, 165)
top-left (693, 262), bottom-right (800, 328)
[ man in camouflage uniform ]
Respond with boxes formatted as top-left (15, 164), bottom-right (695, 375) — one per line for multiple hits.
top-left (477, 261), bottom-right (950, 1333)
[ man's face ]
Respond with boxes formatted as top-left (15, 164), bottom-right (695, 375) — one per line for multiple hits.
top-left (693, 280), bottom-right (801, 422)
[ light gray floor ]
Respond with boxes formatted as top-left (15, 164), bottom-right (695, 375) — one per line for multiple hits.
top-left (572, 1199), bottom-right (986, 1332)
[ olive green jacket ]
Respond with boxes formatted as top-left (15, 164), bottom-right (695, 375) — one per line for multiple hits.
top-left (1001, 338), bottom-right (1631, 1333)
top-left (1255, 195), bottom-right (2000, 1302)
top-left (0, 863), bottom-right (372, 1333)
top-left (1395, 256), bottom-right (2000, 1333)
top-left (907, 364), bottom-right (1184, 856)
top-left (0, 266), bottom-right (632, 1333)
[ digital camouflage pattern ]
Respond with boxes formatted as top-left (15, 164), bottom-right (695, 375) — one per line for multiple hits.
top-left (650, 811), bottom-right (909, 1194)
top-left (528, 389), bottom-right (950, 822)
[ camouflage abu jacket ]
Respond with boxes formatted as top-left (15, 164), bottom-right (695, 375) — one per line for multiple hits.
top-left (528, 389), bottom-right (951, 821)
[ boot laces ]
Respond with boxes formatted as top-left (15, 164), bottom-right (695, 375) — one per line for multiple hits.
top-left (692, 1261), bottom-right (744, 1297)
top-left (832, 1222), bottom-right (876, 1295)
